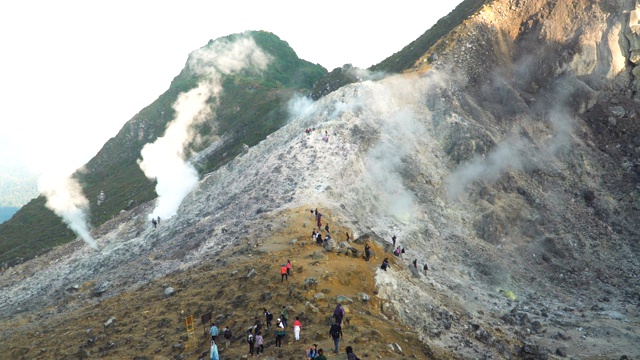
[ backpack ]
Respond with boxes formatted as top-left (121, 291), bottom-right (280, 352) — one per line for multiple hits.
top-left (223, 329), bottom-right (232, 339)
top-left (247, 333), bottom-right (254, 344)
top-left (266, 312), bottom-right (273, 321)
top-left (330, 324), bottom-right (341, 338)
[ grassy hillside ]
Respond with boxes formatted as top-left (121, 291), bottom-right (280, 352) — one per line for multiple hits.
top-left (0, 31), bottom-right (326, 266)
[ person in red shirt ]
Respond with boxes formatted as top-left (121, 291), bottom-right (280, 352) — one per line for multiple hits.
top-left (293, 316), bottom-right (302, 341)
top-left (286, 260), bottom-right (292, 276)
top-left (280, 264), bottom-right (288, 282)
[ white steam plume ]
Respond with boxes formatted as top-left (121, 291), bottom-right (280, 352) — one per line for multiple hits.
top-left (39, 169), bottom-right (98, 250)
top-left (138, 34), bottom-right (270, 220)
top-left (446, 109), bottom-right (575, 197)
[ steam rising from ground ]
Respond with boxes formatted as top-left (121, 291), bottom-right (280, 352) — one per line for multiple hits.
top-left (138, 35), bottom-right (270, 220)
top-left (39, 170), bottom-right (98, 250)
top-left (447, 106), bottom-right (576, 198)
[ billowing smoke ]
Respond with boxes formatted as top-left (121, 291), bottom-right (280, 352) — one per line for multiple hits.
top-left (138, 34), bottom-right (270, 220)
top-left (39, 169), bottom-right (98, 250)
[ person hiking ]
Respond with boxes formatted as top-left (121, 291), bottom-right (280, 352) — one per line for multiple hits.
top-left (263, 308), bottom-right (273, 329)
top-left (333, 304), bottom-right (345, 326)
top-left (329, 321), bottom-right (343, 353)
top-left (306, 344), bottom-right (318, 359)
top-left (325, 223), bottom-right (330, 234)
top-left (313, 348), bottom-right (327, 360)
top-left (253, 316), bottom-right (263, 334)
top-left (364, 244), bottom-right (371, 261)
top-left (316, 232), bottom-right (323, 245)
top-left (423, 262), bottom-right (429, 275)
top-left (222, 326), bottom-right (232, 349)
top-left (286, 260), bottom-right (292, 276)
top-left (312, 230), bottom-right (317, 240)
top-left (255, 331), bottom-right (264, 355)
top-left (392, 234), bottom-right (397, 247)
top-left (210, 340), bottom-right (219, 360)
top-left (209, 323), bottom-right (219, 341)
top-left (281, 263), bottom-right (288, 282)
top-left (281, 306), bottom-right (289, 328)
top-left (151, 218), bottom-right (157, 228)
top-left (393, 246), bottom-right (401, 257)
top-left (346, 345), bottom-right (360, 360)
top-left (247, 330), bottom-right (255, 356)
top-left (381, 258), bottom-right (390, 271)
top-left (293, 316), bottom-right (302, 341)
top-left (275, 319), bottom-right (286, 348)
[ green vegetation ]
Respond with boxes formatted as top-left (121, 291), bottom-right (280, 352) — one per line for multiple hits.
top-left (370, 0), bottom-right (491, 73)
top-left (0, 31), bottom-right (326, 266)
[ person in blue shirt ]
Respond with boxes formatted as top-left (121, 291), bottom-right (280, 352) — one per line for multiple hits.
top-left (210, 340), bottom-right (219, 360)
top-left (209, 323), bottom-right (219, 341)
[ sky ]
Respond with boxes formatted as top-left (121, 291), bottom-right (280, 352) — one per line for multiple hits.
top-left (0, 0), bottom-right (462, 206)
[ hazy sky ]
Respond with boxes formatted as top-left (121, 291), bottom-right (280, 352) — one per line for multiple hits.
top-left (0, 0), bottom-right (461, 197)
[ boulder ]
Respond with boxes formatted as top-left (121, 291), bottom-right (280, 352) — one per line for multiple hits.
top-left (164, 287), bottom-right (175, 297)
top-left (304, 277), bottom-right (319, 290)
top-left (93, 281), bottom-right (109, 297)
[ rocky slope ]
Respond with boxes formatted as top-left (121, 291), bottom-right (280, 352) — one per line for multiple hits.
top-left (1, 0), bottom-right (640, 359)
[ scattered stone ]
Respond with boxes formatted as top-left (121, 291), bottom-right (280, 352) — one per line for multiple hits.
top-left (164, 287), bottom-right (175, 297)
top-left (335, 295), bottom-right (353, 304)
top-left (260, 292), bottom-right (272, 301)
top-left (555, 347), bottom-right (567, 357)
top-left (609, 105), bottom-right (626, 117)
top-left (172, 343), bottom-right (184, 350)
top-left (93, 281), bottom-right (109, 297)
top-left (104, 317), bottom-right (116, 328)
top-left (289, 239), bottom-right (297, 245)
top-left (247, 268), bottom-right (257, 278)
top-left (358, 292), bottom-right (371, 303)
top-left (309, 251), bottom-right (326, 260)
top-left (304, 277), bottom-right (319, 290)
top-left (313, 292), bottom-right (326, 300)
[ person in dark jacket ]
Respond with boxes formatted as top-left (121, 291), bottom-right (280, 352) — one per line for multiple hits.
top-left (346, 345), bottom-right (359, 360)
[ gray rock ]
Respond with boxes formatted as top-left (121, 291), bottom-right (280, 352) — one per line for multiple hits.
top-left (164, 287), bottom-right (175, 297)
top-left (93, 281), bottom-right (109, 297)
top-left (609, 105), bottom-right (626, 117)
top-left (310, 251), bottom-right (327, 260)
top-left (247, 269), bottom-right (257, 278)
top-left (323, 238), bottom-right (338, 252)
top-left (358, 292), bottom-right (371, 303)
top-left (304, 277), bottom-right (319, 290)
top-left (555, 347), bottom-right (567, 357)
top-left (289, 239), bottom-right (297, 245)
top-left (103, 317), bottom-right (116, 328)
top-left (313, 292), bottom-right (326, 300)
top-left (260, 292), bottom-right (272, 301)
top-left (335, 295), bottom-right (353, 304)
